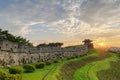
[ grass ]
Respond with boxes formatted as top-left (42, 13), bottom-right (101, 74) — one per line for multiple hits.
top-left (97, 53), bottom-right (120, 80)
top-left (22, 56), bottom-right (89, 80)
top-left (22, 63), bottom-right (56, 80)
top-left (44, 54), bottom-right (94, 80)
top-left (74, 53), bottom-right (119, 80)
top-left (22, 58), bottom-right (80, 80)
top-left (22, 49), bottom-right (96, 80)
top-left (59, 49), bottom-right (107, 80)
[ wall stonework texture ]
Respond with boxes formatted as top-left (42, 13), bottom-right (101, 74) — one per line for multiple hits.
top-left (0, 45), bottom-right (88, 67)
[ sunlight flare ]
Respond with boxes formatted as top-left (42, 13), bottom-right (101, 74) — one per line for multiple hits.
top-left (98, 42), bottom-right (105, 47)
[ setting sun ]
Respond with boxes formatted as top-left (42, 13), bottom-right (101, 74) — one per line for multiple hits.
top-left (98, 43), bottom-right (105, 47)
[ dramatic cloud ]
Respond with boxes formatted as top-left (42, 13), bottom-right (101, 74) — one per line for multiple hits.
top-left (0, 0), bottom-right (120, 46)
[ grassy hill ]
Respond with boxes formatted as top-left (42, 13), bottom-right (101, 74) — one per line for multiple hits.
top-left (21, 49), bottom-right (120, 80)
top-left (74, 53), bottom-right (118, 80)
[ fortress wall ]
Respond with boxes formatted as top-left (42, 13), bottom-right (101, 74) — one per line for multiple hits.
top-left (108, 47), bottom-right (120, 53)
top-left (0, 45), bottom-right (88, 67)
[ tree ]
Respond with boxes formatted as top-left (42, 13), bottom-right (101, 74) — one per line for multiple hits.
top-left (0, 28), bottom-right (32, 46)
top-left (36, 42), bottom-right (63, 48)
top-left (48, 43), bottom-right (56, 47)
top-left (55, 42), bottom-right (63, 47)
top-left (36, 43), bottom-right (47, 47)
top-left (48, 42), bottom-right (63, 47)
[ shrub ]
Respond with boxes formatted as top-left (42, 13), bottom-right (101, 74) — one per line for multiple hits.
top-left (0, 69), bottom-right (8, 79)
top-left (75, 56), bottom-right (78, 58)
top-left (53, 60), bottom-right (59, 63)
top-left (79, 54), bottom-right (87, 57)
top-left (0, 69), bottom-right (22, 80)
top-left (23, 64), bottom-right (35, 73)
top-left (71, 57), bottom-right (75, 59)
top-left (67, 58), bottom-right (71, 60)
top-left (7, 74), bottom-right (22, 80)
top-left (9, 67), bottom-right (23, 74)
top-left (35, 63), bottom-right (45, 69)
top-left (45, 62), bottom-right (51, 66)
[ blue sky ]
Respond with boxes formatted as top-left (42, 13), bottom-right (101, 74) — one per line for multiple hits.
top-left (0, 0), bottom-right (120, 47)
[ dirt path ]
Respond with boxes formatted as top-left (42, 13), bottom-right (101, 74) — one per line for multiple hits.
top-left (41, 64), bottom-right (58, 80)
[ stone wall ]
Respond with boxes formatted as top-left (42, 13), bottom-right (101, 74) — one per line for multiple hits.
top-left (108, 47), bottom-right (120, 53)
top-left (0, 45), bottom-right (88, 67)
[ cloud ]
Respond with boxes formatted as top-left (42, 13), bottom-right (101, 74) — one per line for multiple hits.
top-left (79, 0), bottom-right (120, 26)
top-left (0, 0), bottom-right (120, 46)
top-left (20, 26), bottom-right (31, 36)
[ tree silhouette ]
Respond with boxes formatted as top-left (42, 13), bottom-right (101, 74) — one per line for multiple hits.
top-left (0, 28), bottom-right (33, 46)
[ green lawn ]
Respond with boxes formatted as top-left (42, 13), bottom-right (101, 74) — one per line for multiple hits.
top-left (74, 53), bottom-right (119, 80)
top-left (22, 63), bottom-right (56, 80)
top-left (22, 58), bottom-right (87, 80)
top-left (22, 58), bottom-right (80, 80)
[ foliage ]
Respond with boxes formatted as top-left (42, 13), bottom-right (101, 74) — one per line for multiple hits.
top-left (0, 68), bottom-right (22, 80)
top-left (53, 60), bottom-right (59, 63)
top-left (45, 62), bottom-right (51, 66)
top-left (36, 43), bottom-right (48, 47)
top-left (67, 57), bottom-right (71, 60)
top-left (0, 28), bottom-right (33, 46)
top-left (65, 45), bottom-right (82, 48)
top-left (9, 66), bottom-right (24, 74)
top-left (37, 42), bottom-right (63, 47)
top-left (23, 64), bottom-right (35, 73)
top-left (35, 63), bottom-right (45, 69)
top-left (23, 62), bottom-right (61, 80)
top-left (48, 42), bottom-right (63, 47)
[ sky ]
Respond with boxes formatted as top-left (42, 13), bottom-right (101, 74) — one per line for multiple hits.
top-left (0, 0), bottom-right (120, 47)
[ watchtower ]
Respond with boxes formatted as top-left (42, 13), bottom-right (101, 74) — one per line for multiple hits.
top-left (83, 39), bottom-right (94, 49)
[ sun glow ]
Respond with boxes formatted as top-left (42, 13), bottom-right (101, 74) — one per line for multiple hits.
top-left (98, 42), bottom-right (105, 47)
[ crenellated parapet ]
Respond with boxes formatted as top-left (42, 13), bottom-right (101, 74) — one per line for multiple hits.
top-left (0, 39), bottom-right (92, 67)
top-left (0, 45), bottom-right (88, 67)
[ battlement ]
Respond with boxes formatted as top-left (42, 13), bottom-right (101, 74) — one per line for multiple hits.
top-left (0, 39), bottom-right (93, 67)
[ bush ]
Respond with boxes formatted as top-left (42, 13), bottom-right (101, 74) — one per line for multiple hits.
top-left (23, 64), bottom-right (35, 73)
top-left (79, 54), bottom-right (87, 57)
top-left (0, 69), bottom-right (22, 80)
top-left (9, 67), bottom-right (23, 74)
top-left (45, 62), bottom-right (51, 66)
top-left (71, 57), bottom-right (75, 59)
top-left (35, 63), bottom-right (45, 69)
top-left (67, 58), bottom-right (71, 60)
top-left (0, 69), bottom-right (9, 79)
top-left (75, 56), bottom-right (78, 58)
top-left (53, 60), bottom-right (59, 63)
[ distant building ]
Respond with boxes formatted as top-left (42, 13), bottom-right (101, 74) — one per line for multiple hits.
top-left (83, 39), bottom-right (94, 49)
